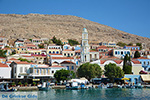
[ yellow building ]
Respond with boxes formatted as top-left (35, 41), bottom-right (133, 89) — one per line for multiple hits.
top-left (16, 47), bottom-right (27, 54)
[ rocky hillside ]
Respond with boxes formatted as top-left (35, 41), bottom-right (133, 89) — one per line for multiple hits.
top-left (0, 14), bottom-right (149, 47)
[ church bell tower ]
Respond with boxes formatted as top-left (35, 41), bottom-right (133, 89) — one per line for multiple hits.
top-left (81, 28), bottom-right (90, 63)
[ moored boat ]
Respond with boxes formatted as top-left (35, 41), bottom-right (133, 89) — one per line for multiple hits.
top-left (38, 82), bottom-right (51, 91)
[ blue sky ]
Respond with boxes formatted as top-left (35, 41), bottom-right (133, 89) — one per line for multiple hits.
top-left (0, 0), bottom-right (149, 38)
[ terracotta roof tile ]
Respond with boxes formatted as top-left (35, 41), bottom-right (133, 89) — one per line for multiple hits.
top-left (52, 57), bottom-right (74, 59)
top-left (0, 63), bottom-right (8, 67)
top-left (131, 60), bottom-right (141, 64)
top-left (60, 61), bottom-right (75, 64)
top-left (50, 65), bottom-right (65, 67)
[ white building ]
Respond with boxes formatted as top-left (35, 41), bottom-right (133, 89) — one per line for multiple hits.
top-left (0, 63), bottom-right (11, 78)
top-left (49, 65), bottom-right (67, 77)
top-left (81, 28), bottom-right (90, 63)
top-left (91, 59), bottom-right (143, 75)
top-left (113, 49), bottom-right (131, 58)
top-left (10, 61), bottom-right (34, 78)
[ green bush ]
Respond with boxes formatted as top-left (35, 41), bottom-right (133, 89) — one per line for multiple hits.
top-left (33, 82), bottom-right (36, 85)
top-left (24, 82), bottom-right (28, 85)
top-left (12, 82), bottom-right (16, 86)
top-left (18, 82), bottom-right (22, 85)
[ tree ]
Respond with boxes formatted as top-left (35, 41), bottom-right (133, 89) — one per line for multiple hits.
top-left (18, 58), bottom-right (31, 63)
top-left (38, 44), bottom-right (44, 48)
top-left (136, 43), bottom-right (142, 50)
top-left (68, 39), bottom-right (79, 46)
top-left (128, 43), bottom-right (133, 46)
top-left (51, 36), bottom-right (63, 46)
top-left (117, 42), bottom-right (127, 47)
top-left (134, 51), bottom-right (141, 58)
top-left (123, 54), bottom-right (132, 74)
top-left (77, 63), bottom-right (102, 80)
top-left (104, 63), bottom-right (124, 81)
top-left (0, 50), bottom-right (7, 57)
top-left (54, 69), bottom-right (75, 83)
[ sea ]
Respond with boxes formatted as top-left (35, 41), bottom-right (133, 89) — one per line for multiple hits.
top-left (1, 88), bottom-right (150, 100)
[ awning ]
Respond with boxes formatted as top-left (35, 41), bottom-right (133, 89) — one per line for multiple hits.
top-left (141, 75), bottom-right (150, 82)
top-left (121, 78), bottom-right (130, 80)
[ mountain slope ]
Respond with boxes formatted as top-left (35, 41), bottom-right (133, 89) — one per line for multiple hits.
top-left (0, 14), bottom-right (149, 47)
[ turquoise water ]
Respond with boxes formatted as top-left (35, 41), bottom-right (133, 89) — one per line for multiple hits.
top-left (38, 88), bottom-right (150, 100)
top-left (1, 88), bottom-right (150, 100)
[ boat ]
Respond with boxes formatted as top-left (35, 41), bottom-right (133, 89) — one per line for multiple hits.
top-left (134, 83), bottom-right (143, 88)
top-left (66, 82), bottom-right (80, 90)
top-left (98, 83), bottom-right (107, 88)
top-left (0, 81), bottom-right (17, 92)
top-left (38, 82), bottom-right (51, 91)
top-left (107, 83), bottom-right (113, 88)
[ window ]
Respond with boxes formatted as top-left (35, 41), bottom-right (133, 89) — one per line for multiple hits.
top-left (20, 67), bottom-right (23, 73)
top-left (124, 51), bottom-right (126, 54)
top-left (127, 51), bottom-right (130, 54)
top-left (121, 51), bottom-right (123, 55)
top-left (71, 53), bottom-right (73, 56)
top-left (118, 51), bottom-right (120, 55)
top-left (53, 51), bottom-right (55, 54)
top-left (115, 51), bottom-right (117, 55)
top-left (49, 51), bottom-right (51, 54)
top-left (72, 66), bottom-right (74, 70)
top-left (52, 70), bottom-right (54, 73)
top-left (25, 67), bottom-right (27, 72)
top-left (17, 48), bottom-right (19, 50)
top-left (68, 54), bottom-right (70, 57)
top-left (148, 62), bottom-right (149, 65)
top-left (64, 53), bottom-right (66, 56)
top-left (67, 66), bottom-right (69, 70)
top-left (56, 51), bottom-right (59, 54)
top-left (144, 61), bottom-right (146, 65)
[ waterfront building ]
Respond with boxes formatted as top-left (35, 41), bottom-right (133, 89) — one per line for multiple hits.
top-left (60, 61), bottom-right (77, 72)
top-left (10, 61), bottom-right (34, 78)
top-left (81, 28), bottom-right (90, 63)
top-left (28, 64), bottom-right (52, 78)
top-left (49, 65), bottom-right (67, 77)
top-left (0, 63), bottom-right (11, 78)
top-left (62, 49), bottom-right (75, 57)
top-left (91, 58), bottom-right (143, 75)
top-left (135, 57), bottom-right (150, 71)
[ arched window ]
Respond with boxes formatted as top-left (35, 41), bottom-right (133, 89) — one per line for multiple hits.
top-left (53, 51), bottom-right (55, 54)
top-left (67, 66), bottom-right (69, 70)
top-left (72, 66), bottom-right (74, 70)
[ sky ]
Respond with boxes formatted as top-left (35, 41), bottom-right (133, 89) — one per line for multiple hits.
top-left (0, 0), bottom-right (150, 38)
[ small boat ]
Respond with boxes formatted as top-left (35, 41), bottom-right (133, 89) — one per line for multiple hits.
top-left (134, 83), bottom-right (143, 88)
top-left (38, 82), bottom-right (51, 91)
top-left (66, 82), bottom-right (80, 90)
top-left (107, 83), bottom-right (113, 88)
top-left (0, 81), bottom-right (17, 92)
top-left (98, 83), bottom-right (107, 88)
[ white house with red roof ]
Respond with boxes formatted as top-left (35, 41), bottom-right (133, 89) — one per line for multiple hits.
top-left (60, 61), bottom-right (77, 72)
top-left (49, 65), bottom-right (67, 77)
top-left (0, 63), bottom-right (11, 78)
top-left (27, 64), bottom-right (52, 78)
top-left (62, 49), bottom-right (75, 57)
top-left (10, 61), bottom-right (35, 78)
top-left (91, 58), bottom-right (143, 75)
